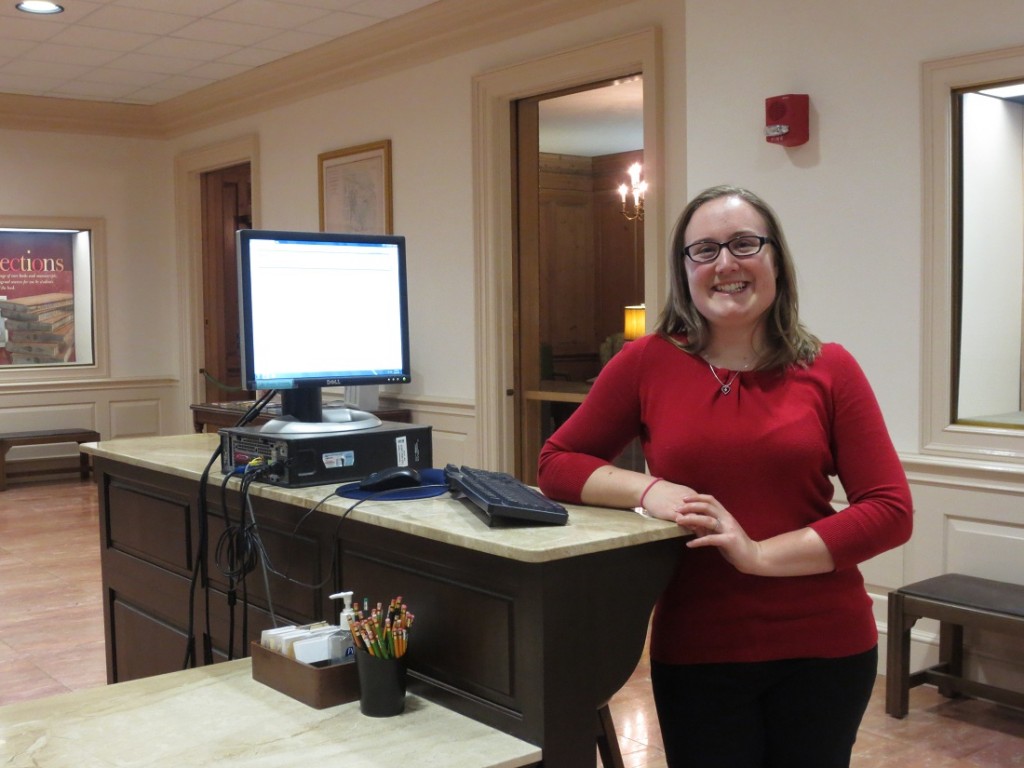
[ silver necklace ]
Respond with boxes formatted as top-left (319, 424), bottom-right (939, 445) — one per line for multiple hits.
top-left (708, 362), bottom-right (740, 395)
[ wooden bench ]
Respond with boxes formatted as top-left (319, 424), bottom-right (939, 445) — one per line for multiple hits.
top-left (0, 428), bottom-right (100, 491)
top-left (886, 573), bottom-right (1024, 718)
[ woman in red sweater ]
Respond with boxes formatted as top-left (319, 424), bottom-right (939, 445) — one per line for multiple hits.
top-left (537, 185), bottom-right (913, 768)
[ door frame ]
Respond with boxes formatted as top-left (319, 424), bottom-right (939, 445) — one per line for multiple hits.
top-left (200, 162), bottom-right (252, 404)
top-left (173, 134), bottom-right (260, 431)
top-left (471, 28), bottom-right (665, 471)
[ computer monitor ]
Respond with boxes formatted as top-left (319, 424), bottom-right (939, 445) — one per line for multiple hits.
top-left (236, 229), bottom-right (411, 434)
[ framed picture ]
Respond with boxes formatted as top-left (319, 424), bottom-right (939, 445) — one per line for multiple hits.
top-left (318, 140), bottom-right (393, 234)
top-left (0, 216), bottom-right (107, 381)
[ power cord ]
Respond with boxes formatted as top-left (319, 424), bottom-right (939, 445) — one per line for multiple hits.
top-left (216, 459), bottom-right (271, 661)
top-left (182, 388), bottom-right (277, 670)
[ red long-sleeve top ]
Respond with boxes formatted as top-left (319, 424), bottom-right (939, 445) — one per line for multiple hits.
top-left (537, 334), bottom-right (913, 664)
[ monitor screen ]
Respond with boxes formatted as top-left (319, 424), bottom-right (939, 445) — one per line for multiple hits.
top-left (236, 229), bottom-right (411, 428)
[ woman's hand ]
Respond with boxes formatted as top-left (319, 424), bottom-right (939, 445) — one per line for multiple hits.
top-left (672, 493), bottom-right (762, 572)
top-left (672, 493), bottom-right (836, 577)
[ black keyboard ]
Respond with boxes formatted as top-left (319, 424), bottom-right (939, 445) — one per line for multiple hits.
top-left (444, 464), bottom-right (568, 526)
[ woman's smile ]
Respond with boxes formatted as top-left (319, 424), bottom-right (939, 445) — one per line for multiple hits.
top-left (713, 280), bottom-right (750, 295)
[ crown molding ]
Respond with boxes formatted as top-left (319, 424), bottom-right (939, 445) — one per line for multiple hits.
top-left (0, 0), bottom-right (633, 139)
top-left (0, 92), bottom-right (161, 138)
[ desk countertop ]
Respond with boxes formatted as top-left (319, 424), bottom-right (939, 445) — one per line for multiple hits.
top-left (0, 659), bottom-right (541, 767)
top-left (82, 434), bottom-right (684, 563)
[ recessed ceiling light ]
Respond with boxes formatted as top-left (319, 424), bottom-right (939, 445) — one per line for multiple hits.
top-left (16, 1), bottom-right (65, 14)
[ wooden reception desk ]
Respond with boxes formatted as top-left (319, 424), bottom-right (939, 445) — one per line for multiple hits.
top-left (83, 434), bottom-right (685, 768)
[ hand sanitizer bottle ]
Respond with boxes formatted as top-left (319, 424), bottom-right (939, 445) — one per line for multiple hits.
top-left (328, 591), bottom-right (356, 664)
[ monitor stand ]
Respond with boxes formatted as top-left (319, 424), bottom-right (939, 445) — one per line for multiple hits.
top-left (257, 409), bottom-right (382, 435)
top-left (256, 388), bottom-right (384, 434)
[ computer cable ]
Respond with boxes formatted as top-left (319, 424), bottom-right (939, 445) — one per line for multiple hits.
top-left (193, 445), bottom-right (444, 662)
top-left (241, 487), bottom-right (340, 591)
top-left (216, 458), bottom-right (271, 660)
top-left (182, 388), bottom-right (278, 670)
top-left (239, 482), bottom-right (448, 593)
top-left (182, 441), bottom-right (222, 670)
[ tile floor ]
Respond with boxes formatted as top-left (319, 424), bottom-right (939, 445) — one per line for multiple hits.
top-left (1, 477), bottom-right (1023, 766)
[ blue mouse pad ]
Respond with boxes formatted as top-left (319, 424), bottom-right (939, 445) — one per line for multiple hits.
top-left (336, 467), bottom-right (450, 501)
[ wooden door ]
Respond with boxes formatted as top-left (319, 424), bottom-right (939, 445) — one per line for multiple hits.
top-left (201, 163), bottom-right (252, 403)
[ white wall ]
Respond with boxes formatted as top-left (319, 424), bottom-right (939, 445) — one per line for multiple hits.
top-left (0, 129), bottom-right (177, 381)
top-left (0, 130), bottom-right (180, 450)
top-left (683, 0), bottom-right (1024, 451)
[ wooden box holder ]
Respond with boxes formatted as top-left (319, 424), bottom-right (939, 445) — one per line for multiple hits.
top-left (250, 641), bottom-right (359, 709)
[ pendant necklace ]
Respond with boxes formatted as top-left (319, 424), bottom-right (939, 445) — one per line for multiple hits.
top-left (708, 362), bottom-right (741, 395)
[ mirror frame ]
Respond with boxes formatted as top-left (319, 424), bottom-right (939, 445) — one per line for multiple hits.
top-left (951, 86), bottom-right (1024, 431)
top-left (923, 45), bottom-right (1024, 463)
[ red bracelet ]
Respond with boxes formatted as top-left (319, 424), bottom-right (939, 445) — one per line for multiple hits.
top-left (639, 477), bottom-right (663, 508)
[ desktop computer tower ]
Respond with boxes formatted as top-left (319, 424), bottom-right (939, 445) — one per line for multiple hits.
top-left (219, 421), bottom-right (432, 488)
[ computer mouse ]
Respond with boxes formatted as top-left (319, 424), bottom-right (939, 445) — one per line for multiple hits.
top-left (358, 466), bottom-right (422, 492)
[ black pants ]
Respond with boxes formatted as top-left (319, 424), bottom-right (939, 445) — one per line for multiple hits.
top-left (651, 646), bottom-right (877, 768)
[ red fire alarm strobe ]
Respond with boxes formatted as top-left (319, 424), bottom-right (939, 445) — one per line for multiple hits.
top-left (765, 94), bottom-right (809, 146)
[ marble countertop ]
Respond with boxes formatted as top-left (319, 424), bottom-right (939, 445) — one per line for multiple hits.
top-left (83, 434), bottom-right (685, 563)
top-left (0, 659), bottom-right (541, 767)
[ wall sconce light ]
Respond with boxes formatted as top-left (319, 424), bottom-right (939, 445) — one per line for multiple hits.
top-left (623, 304), bottom-right (646, 341)
top-left (618, 162), bottom-right (647, 221)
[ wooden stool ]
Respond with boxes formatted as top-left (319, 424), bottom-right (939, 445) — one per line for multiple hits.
top-left (886, 573), bottom-right (1024, 718)
top-left (0, 428), bottom-right (100, 490)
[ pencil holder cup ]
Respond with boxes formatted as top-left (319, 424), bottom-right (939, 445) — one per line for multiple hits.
top-left (355, 648), bottom-right (407, 717)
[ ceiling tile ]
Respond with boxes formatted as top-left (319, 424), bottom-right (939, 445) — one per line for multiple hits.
top-left (219, 46), bottom-right (288, 68)
top-left (184, 59), bottom-right (250, 80)
top-left (2, 58), bottom-right (87, 80)
top-left (109, 0), bottom-right (234, 14)
top-left (105, 50), bottom-right (206, 76)
top-left (136, 36), bottom-right (240, 61)
top-left (293, 11), bottom-right (376, 38)
top-left (76, 5), bottom-right (195, 36)
top-left (23, 42), bottom-right (123, 67)
top-left (51, 79), bottom-right (143, 101)
top-left (0, 73), bottom-right (66, 95)
top-left (251, 29), bottom-right (334, 54)
top-left (46, 24), bottom-right (157, 51)
top-left (169, 18), bottom-right (281, 46)
top-left (209, 0), bottom-right (333, 29)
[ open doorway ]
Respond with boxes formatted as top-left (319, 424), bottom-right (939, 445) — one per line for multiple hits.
top-left (200, 163), bottom-right (252, 404)
top-left (470, 28), bottom-right (662, 474)
top-left (513, 76), bottom-right (645, 482)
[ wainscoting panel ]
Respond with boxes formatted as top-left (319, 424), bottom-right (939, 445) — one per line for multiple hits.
top-left (0, 378), bottom-right (179, 475)
top-left (386, 394), bottom-right (476, 470)
top-left (947, 517), bottom-right (1024, 584)
top-left (109, 398), bottom-right (163, 439)
top-left (0, 402), bottom-right (97, 435)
